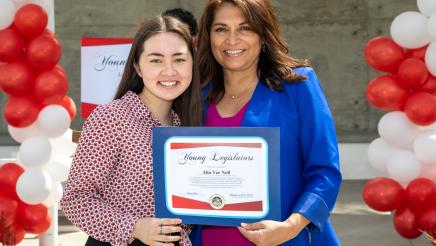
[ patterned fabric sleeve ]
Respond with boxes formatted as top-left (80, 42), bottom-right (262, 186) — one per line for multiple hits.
top-left (180, 224), bottom-right (193, 246)
top-left (60, 106), bottom-right (139, 246)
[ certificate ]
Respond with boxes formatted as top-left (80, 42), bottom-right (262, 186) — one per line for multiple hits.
top-left (152, 127), bottom-right (282, 226)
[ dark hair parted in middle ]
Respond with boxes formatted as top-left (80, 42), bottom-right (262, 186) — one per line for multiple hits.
top-left (198, 0), bottom-right (310, 103)
top-left (163, 8), bottom-right (198, 36)
top-left (114, 16), bottom-right (202, 126)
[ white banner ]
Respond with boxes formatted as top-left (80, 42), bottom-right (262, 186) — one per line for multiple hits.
top-left (80, 37), bottom-right (132, 118)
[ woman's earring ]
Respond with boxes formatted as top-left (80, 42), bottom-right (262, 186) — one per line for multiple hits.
top-left (262, 42), bottom-right (266, 53)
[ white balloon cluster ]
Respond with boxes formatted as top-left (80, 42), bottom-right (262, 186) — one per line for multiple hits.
top-left (391, 0), bottom-right (436, 75)
top-left (11, 122), bottom-right (76, 206)
top-left (368, 111), bottom-right (436, 184)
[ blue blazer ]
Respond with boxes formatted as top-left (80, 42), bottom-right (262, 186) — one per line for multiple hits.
top-left (190, 67), bottom-right (342, 245)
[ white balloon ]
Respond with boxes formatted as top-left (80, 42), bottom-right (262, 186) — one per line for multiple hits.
top-left (16, 168), bottom-right (52, 205)
top-left (60, 128), bottom-right (73, 141)
top-left (390, 11), bottom-right (430, 49)
top-left (0, 0), bottom-right (16, 29)
top-left (418, 0), bottom-right (436, 17)
top-left (414, 132), bottom-right (436, 165)
top-left (387, 150), bottom-right (421, 183)
top-left (378, 111), bottom-right (420, 149)
top-left (42, 181), bottom-right (63, 207)
top-left (37, 105), bottom-right (71, 138)
top-left (367, 138), bottom-right (400, 173)
top-left (429, 14), bottom-right (436, 41)
top-left (425, 42), bottom-right (436, 76)
top-left (420, 164), bottom-right (436, 182)
top-left (49, 129), bottom-right (77, 159)
top-left (8, 123), bottom-right (42, 143)
top-left (44, 157), bottom-right (71, 182)
top-left (18, 136), bottom-right (51, 168)
top-left (417, 122), bottom-right (436, 131)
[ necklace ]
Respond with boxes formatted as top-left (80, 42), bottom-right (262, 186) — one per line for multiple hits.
top-left (225, 79), bottom-right (258, 100)
top-left (226, 88), bottom-right (253, 100)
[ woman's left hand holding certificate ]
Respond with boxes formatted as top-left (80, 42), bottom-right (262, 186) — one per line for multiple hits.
top-left (133, 217), bottom-right (183, 245)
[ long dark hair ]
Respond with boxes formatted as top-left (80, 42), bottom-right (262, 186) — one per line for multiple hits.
top-left (114, 16), bottom-right (202, 126)
top-left (198, 0), bottom-right (309, 102)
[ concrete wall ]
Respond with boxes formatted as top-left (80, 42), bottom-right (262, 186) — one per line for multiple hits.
top-left (0, 0), bottom-right (418, 145)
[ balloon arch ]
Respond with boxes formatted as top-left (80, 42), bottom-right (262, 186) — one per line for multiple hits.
top-left (362, 0), bottom-right (436, 243)
top-left (0, 0), bottom-right (76, 244)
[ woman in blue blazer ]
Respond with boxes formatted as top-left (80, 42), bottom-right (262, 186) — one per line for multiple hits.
top-left (191, 0), bottom-right (342, 245)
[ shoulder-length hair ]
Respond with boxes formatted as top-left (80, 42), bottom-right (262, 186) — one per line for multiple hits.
top-left (114, 16), bottom-right (202, 126)
top-left (198, 0), bottom-right (309, 102)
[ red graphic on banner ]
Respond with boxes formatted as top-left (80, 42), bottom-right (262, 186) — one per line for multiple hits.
top-left (81, 37), bottom-right (133, 46)
top-left (81, 102), bottom-right (98, 118)
top-left (170, 143), bottom-right (262, 149)
top-left (172, 195), bottom-right (263, 211)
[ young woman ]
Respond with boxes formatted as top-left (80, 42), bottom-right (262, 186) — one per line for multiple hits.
top-left (61, 16), bottom-right (201, 246)
top-left (191, 0), bottom-right (342, 245)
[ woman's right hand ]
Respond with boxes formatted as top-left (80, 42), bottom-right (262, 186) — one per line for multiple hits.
top-left (133, 217), bottom-right (183, 246)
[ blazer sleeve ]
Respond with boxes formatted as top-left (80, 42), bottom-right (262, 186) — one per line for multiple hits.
top-left (291, 67), bottom-right (342, 232)
top-left (60, 106), bottom-right (138, 245)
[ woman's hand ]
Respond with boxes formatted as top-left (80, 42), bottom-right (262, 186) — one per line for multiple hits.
top-left (133, 217), bottom-right (182, 246)
top-left (237, 213), bottom-right (310, 246)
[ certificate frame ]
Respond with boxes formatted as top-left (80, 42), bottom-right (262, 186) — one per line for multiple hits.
top-left (152, 127), bottom-right (281, 226)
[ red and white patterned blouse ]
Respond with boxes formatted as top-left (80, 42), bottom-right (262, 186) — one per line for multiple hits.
top-left (60, 91), bottom-right (192, 246)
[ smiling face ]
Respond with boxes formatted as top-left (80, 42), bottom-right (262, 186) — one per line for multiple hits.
top-left (135, 32), bottom-right (193, 104)
top-left (210, 2), bottom-right (262, 74)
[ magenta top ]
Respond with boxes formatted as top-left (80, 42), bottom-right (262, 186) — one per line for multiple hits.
top-left (202, 101), bottom-right (254, 245)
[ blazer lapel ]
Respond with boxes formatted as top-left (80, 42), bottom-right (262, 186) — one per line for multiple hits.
top-left (242, 81), bottom-right (273, 126)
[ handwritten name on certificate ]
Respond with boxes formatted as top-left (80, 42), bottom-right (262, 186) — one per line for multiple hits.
top-left (167, 137), bottom-right (267, 218)
top-left (153, 127), bottom-right (282, 226)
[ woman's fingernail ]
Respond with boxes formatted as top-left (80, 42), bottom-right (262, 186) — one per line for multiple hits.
top-left (241, 222), bottom-right (247, 227)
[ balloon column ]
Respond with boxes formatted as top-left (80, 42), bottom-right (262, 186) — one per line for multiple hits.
top-left (363, 0), bottom-right (436, 243)
top-left (0, 0), bottom-right (77, 244)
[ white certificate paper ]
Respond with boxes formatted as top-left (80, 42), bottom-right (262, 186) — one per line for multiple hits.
top-left (164, 137), bottom-right (268, 219)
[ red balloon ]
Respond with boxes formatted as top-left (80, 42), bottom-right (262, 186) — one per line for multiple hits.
top-left (407, 178), bottom-right (435, 209)
top-left (0, 223), bottom-right (25, 245)
top-left (33, 67), bottom-right (68, 104)
top-left (0, 196), bottom-right (18, 227)
top-left (14, 4), bottom-right (48, 39)
top-left (362, 177), bottom-right (406, 212)
top-left (3, 96), bottom-right (42, 127)
top-left (0, 29), bottom-right (25, 62)
top-left (57, 95), bottom-right (76, 120)
top-left (26, 35), bottom-right (61, 70)
top-left (53, 64), bottom-right (66, 76)
top-left (364, 36), bottom-right (405, 73)
top-left (366, 75), bottom-right (409, 110)
top-left (0, 61), bottom-right (35, 96)
top-left (405, 45), bottom-right (428, 60)
top-left (420, 76), bottom-right (436, 93)
top-left (420, 205), bottom-right (436, 232)
top-left (0, 163), bottom-right (24, 200)
top-left (394, 206), bottom-right (422, 239)
top-left (404, 92), bottom-right (436, 126)
top-left (41, 29), bottom-right (55, 38)
top-left (397, 58), bottom-right (429, 89)
top-left (16, 203), bottom-right (51, 234)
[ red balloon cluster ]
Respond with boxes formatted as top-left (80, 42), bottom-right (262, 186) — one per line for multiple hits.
top-left (364, 36), bottom-right (436, 126)
top-left (0, 3), bottom-right (76, 128)
top-left (363, 178), bottom-right (436, 239)
top-left (0, 163), bottom-right (51, 244)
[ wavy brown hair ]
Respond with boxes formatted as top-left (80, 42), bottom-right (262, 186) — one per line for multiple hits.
top-left (198, 0), bottom-right (309, 102)
top-left (115, 16), bottom-right (202, 126)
